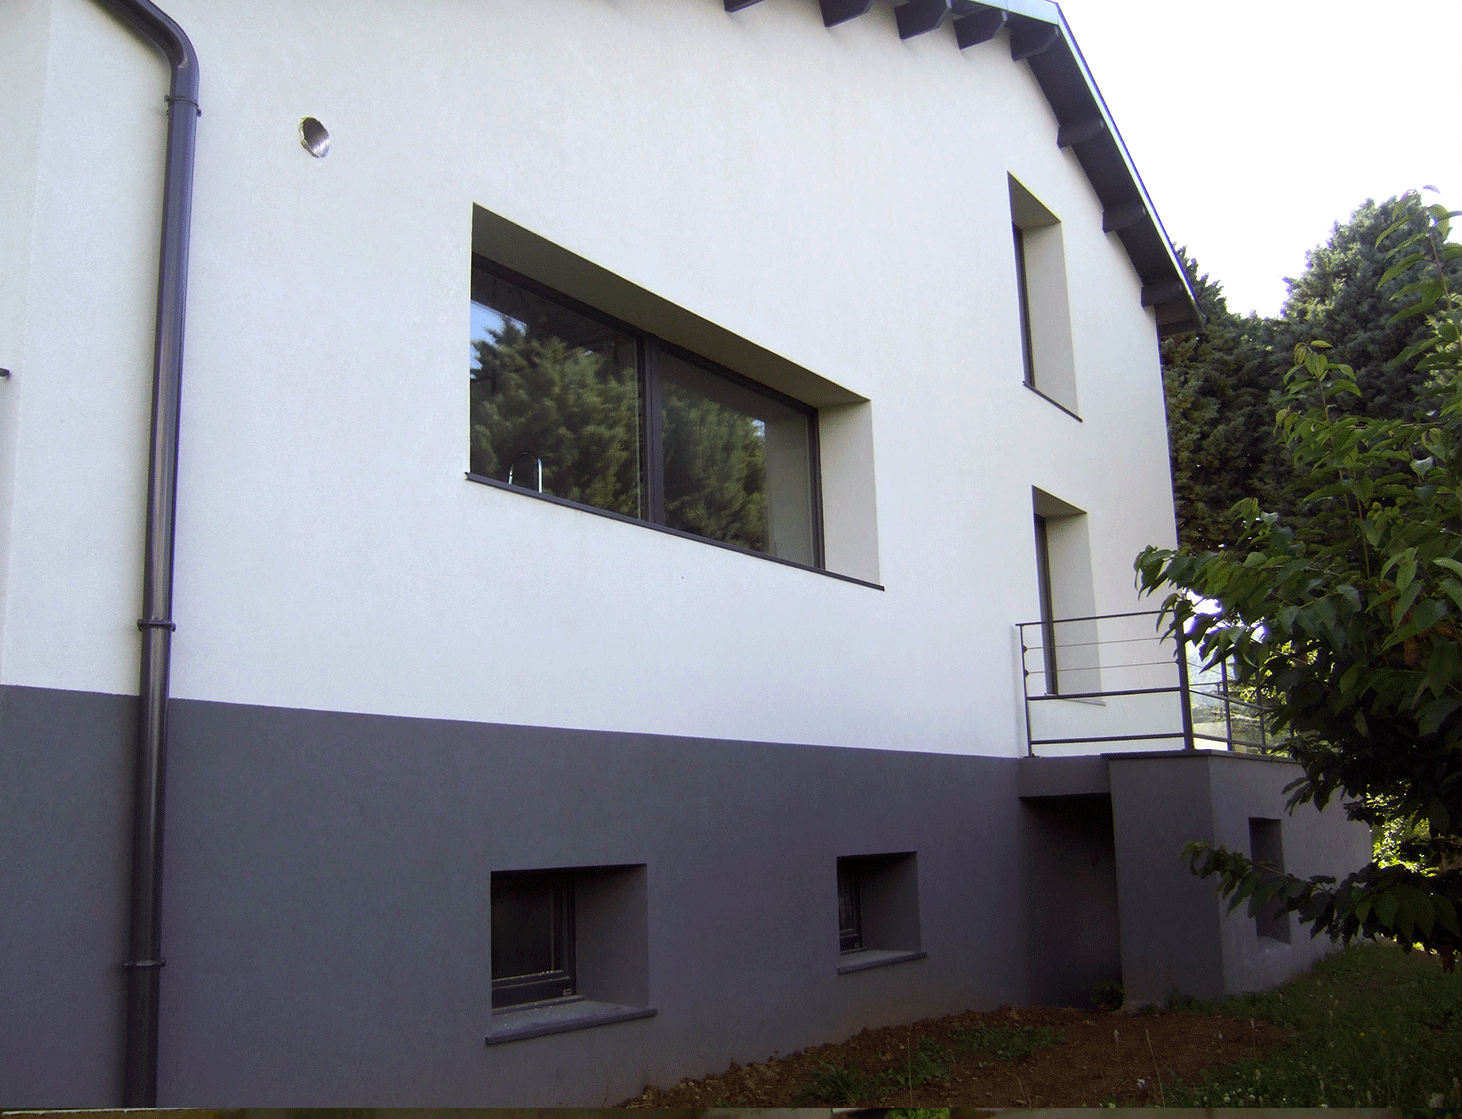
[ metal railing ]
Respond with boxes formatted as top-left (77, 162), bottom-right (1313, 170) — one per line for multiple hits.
top-left (1017, 610), bottom-right (1277, 756)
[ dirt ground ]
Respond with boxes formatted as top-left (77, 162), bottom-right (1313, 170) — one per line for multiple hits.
top-left (618, 1003), bottom-right (1291, 1108)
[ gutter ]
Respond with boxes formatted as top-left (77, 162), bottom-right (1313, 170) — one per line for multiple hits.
top-left (88, 0), bottom-right (200, 1106)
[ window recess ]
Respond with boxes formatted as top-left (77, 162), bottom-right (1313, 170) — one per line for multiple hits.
top-left (1248, 818), bottom-right (1291, 944)
top-left (487, 863), bottom-right (654, 1045)
top-left (1030, 489), bottom-right (1099, 699)
top-left (1009, 175), bottom-right (1078, 417)
top-left (836, 852), bottom-right (925, 974)
top-left (471, 259), bottom-right (821, 567)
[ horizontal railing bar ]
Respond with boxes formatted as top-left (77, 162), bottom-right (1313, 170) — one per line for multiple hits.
top-left (1192, 732), bottom-right (1271, 748)
top-left (1018, 609), bottom-right (1163, 628)
top-left (1037, 638), bottom-right (1172, 653)
top-left (1190, 693), bottom-right (1267, 712)
top-left (1029, 732), bottom-right (1188, 746)
top-left (1028, 685), bottom-right (1182, 701)
top-left (1022, 658), bottom-right (1176, 673)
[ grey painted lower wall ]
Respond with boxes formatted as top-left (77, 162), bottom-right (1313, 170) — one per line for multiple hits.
top-left (1020, 794), bottom-right (1121, 1007)
top-left (0, 685), bottom-right (1372, 1106)
top-left (3, 685), bottom-right (1036, 1106)
top-left (0, 685), bottom-right (135, 1105)
top-left (1108, 751), bottom-right (1373, 1007)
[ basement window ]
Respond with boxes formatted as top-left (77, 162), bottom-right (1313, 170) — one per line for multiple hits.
top-left (491, 870), bottom-right (576, 1009)
top-left (1248, 818), bottom-right (1291, 944)
top-left (470, 260), bottom-right (820, 567)
top-left (486, 864), bottom-right (655, 1045)
top-left (836, 852), bottom-right (926, 974)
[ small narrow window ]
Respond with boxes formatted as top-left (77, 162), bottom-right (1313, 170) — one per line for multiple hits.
top-left (1008, 176), bottom-right (1077, 414)
top-left (491, 870), bottom-right (576, 1008)
top-left (1033, 513), bottom-right (1059, 695)
top-left (835, 853), bottom-right (924, 973)
top-left (1031, 489), bottom-right (1099, 696)
top-left (1248, 818), bottom-right (1291, 944)
top-left (1013, 224), bottom-right (1036, 389)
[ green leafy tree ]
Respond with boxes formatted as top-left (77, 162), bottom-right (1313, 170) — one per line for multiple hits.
top-left (1136, 193), bottom-right (1462, 965)
top-left (1277, 195), bottom-right (1462, 422)
top-left (1162, 197), bottom-right (1462, 549)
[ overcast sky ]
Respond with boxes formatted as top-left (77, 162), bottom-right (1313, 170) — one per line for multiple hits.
top-left (1057, 0), bottom-right (1462, 318)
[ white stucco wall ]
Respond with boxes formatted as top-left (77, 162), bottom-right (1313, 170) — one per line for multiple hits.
top-left (0, 0), bottom-right (1178, 755)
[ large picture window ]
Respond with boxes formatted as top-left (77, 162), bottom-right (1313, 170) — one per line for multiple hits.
top-left (470, 259), bottom-right (821, 566)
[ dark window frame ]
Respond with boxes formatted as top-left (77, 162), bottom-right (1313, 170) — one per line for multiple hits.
top-left (837, 860), bottom-right (864, 952)
top-left (1033, 513), bottom-right (1059, 696)
top-left (490, 869), bottom-right (577, 1010)
top-left (470, 255), bottom-right (825, 569)
top-left (1012, 223), bottom-right (1037, 389)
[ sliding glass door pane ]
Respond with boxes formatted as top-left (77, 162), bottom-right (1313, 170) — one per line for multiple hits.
top-left (660, 351), bottom-right (814, 564)
top-left (471, 271), bottom-right (644, 519)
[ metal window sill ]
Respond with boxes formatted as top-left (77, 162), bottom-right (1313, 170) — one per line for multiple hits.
top-left (485, 998), bottom-right (656, 1045)
top-left (836, 948), bottom-right (926, 975)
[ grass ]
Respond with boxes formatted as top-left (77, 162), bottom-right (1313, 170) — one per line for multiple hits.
top-left (952, 1021), bottom-right (1066, 1062)
top-left (798, 1036), bottom-right (957, 1105)
top-left (799, 1060), bottom-right (874, 1106)
top-left (1166, 942), bottom-right (1462, 1107)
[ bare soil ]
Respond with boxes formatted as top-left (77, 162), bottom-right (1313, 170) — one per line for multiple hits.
top-left (618, 1003), bottom-right (1291, 1109)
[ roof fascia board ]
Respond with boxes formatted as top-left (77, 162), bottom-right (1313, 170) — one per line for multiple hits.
top-left (995, 0), bottom-right (1060, 22)
top-left (1045, 5), bottom-right (1200, 327)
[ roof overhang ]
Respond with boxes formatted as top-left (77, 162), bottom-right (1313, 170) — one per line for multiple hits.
top-left (728, 0), bottom-right (1204, 337)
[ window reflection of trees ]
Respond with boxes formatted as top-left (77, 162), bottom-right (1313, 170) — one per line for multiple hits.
top-left (661, 380), bottom-right (768, 554)
top-left (469, 267), bottom-right (814, 563)
top-left (470, 317), bottom-right (644, 519)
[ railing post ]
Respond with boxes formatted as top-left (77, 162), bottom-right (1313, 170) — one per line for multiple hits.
top-left (1176, 625), bottom-right (1196, 750)
top-left (1019, 623), bottom-right (1035, 757)
top-left (1220, 656), bottom-right (1234, 750)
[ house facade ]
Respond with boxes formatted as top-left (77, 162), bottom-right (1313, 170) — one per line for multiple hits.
top-left (1, 0), bottom-right (1370, 1106)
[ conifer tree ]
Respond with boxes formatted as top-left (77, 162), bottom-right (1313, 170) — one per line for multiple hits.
top-left (1161, 252), bottom-right (1283, 550)
top-left (1163, 196), bottom-right (1462, 547)
top-left (1275, 195), bottom-right (1462, 421)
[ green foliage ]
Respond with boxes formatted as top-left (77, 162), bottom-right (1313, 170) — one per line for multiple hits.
top-left (1138, 192), bottom-right (1462, 958)
top-left (1090, 979), bottom-right (1124, 1011)
top-left (1278, 196), bottom-right (1462, 423)
top-left (1163, 195), bottom-right (1462, 548)
top-left (1167, 943), bottom-right (1462, 1107)
top-left (904, 1035), bottom-right (954, 1086)
top-left (798, 1060), bottom-right (874, 1106)
top-left (952, 1021), bottom-right (1066, 1061)
top-left (1162, 252), bottom-right (1286, 550)
top-left (661, 379), bottom-right (768, 551)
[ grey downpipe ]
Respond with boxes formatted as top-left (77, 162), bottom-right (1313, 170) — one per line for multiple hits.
top-left (90, 0), bottom-right (200, 1106)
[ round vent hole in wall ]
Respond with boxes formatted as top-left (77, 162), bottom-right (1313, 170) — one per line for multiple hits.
top-left (299, 117), bottom-right (331, 158)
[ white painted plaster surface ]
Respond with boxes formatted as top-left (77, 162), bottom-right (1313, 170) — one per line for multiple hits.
top-left (3, 0), bottom-right (1179, 755)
